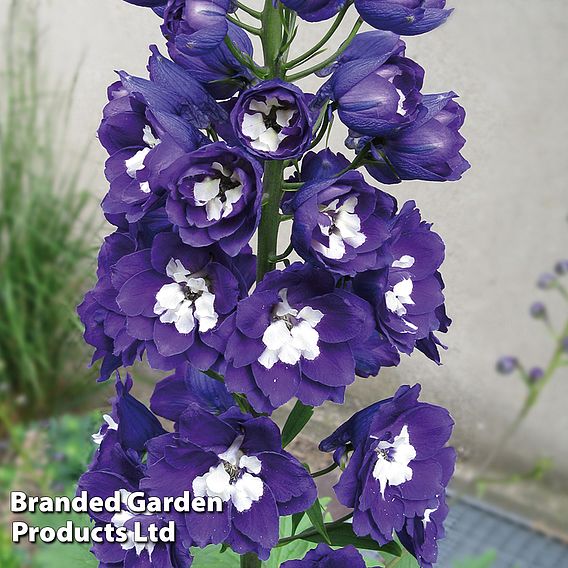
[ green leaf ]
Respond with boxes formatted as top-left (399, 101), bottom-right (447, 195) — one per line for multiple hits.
top-left (305, 499), bottom-right (331, 544)
top-left (281, 400), bottom-right (314, 448)
top-left (453, 550), bottom-right (497, 568)
top-left (300, 522), bottom-right (402, 556)
top-left (291, 511), bottom-right (305, 536)
top-left (192, 545), bottom-right (239, 567)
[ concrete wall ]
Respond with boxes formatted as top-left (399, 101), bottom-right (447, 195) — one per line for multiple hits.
top-left (5, 0), bottom-right (567, 530)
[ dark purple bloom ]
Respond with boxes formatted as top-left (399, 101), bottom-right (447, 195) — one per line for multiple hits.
top-left (90, 374), bottom-right (166, 475)
top-left (528, 367), bottom-right (545, 384)
top-left (142, 404), bottom-right (317, 560)
top-left (99, 47), bottom-right (226, 222)
top-left (530, 301), bottom-right (547, 319)
top-left (397, 494), bottom-right (449, 568)
top-left (78, 231), bottom-right (146, 381)
top-left (351, 92), bottom-right (470, 184)
top-left (211, 262), bottom-right (377, 413)
top-left (320, 384), bottom-right (455, 549)
top-left (353, 201), bottom-right (450, 363)
top-left (231, 80), bottom-right (315, 160)
top-left (537, 272), bottom-right (557, 290)
top-left (315, 30), bottom-right (403, 80)
top-left (562, 337), bottom-right (568, 354)
top-left (496, 356), bottom-right (518, 375)
top-left (281, 543), bottom-right (367, 567)
top-left (355, 0), bottom-right (453, 36)
top-left (285, 150), bottom-right (396, 276)
top-left (329, 53), bottom-right (425, 137)
top-left (164, 142), bottom-right (263, 256)
top-left (150, 362), bottom-right (236, 422)
top-left (280, 0), bottom-right (346, 22)
top-left (78, 229), bottom-right (255, 380)
top-left (170, 23), bottom-right (255, 99)
top-left (555, 260), bottom-right (568, 275)
top-left (168, 0), bottom-right (233, 55)
top-left (79, 442), bottom-right (192, 568)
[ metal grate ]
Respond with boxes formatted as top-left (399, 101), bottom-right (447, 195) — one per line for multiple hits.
top-left (437, 495), bottom-right (568, 567)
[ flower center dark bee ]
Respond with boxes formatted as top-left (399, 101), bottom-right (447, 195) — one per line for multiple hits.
top-left (223, 461), bottom-right (240, 482)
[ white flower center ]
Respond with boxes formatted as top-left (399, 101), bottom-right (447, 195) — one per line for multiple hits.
top-left (153, 259), bottom-right (218, 334)
top-left (192, 435), bottom-right (263, 513)
top-left (312, 196), bottom-right (366, 260)
top-left (111, 489), bottom-right (156, 558)
top-left (258, 289), bottom-right (324, 369)
top-left (371, 425), bottom-right (416, 498)
top-left (92, 414), bottom-right (118, 445)
top-left (124, 125), bottom-right (161, 193)
top-left (241, 97), bottom-right (296, 153)
top-left (385, 278), bottom-right (414, 317)
top-left (423, 506), bottom-right (437, 528)
top-left (193, 162), bottom-right (244, 222)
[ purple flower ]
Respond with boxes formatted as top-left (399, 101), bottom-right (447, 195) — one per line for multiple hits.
top-left (79, 444), bottom-right (192, 568)
top-left (170, 23), bottom-right (255, 99)
top-left (325, 50), bottom-right (425, 137)
top-left (537, 272), bottom-right (557, 290)
top-left (528, 367), bottom-right (545, 384)
top-left (78, 231), bottom-right (146, 381)
top-left (319, 384), bottom-right (455, 549)
top-left (94, 374), bottom-right (166, 453)
top-left (555, 260), bottom-right (568, 275)
top-left (231, 80), bottom-right (315, 160)
top-left (529, 301), bottom-right (547, 319)
top-left (142, 404), bottom-right (317, 560)
top-left (352, 92), bottom-right (470, 184)
top-left (397, 495), bottom-right (449, 568)
top-left (280, 0), bottom-right (346, 22)
top-left (285, 150), bottom-right (396, 276)
top-left (99, 47), bottom-right (227, 222)
top-left (164, 142), bottom-right (262, 256)
top-left (496, 356), bottom-right (518, 375)
top-left (353, 201), bottom-right (450, 363)
top-left (98, 79), bottom-right (204, 223)
top-left (315, 30), bottom-right (403, 80)
top-left (170, 0), bottom-right (233, 55)
top-left (562, 337), bottom-right (568, 354)
top-left (78, 229), bottom-right (255, 379)
top-left (355, 0), bottom-right (453, 36)
top-left (150, 362), bottom-right (236, 422)
top-left (79, 374), bottom-right (189, 567)
top-left (211, 262), bottom-right (376, 413)
top-left (281, 543), bottom-right (367, 567)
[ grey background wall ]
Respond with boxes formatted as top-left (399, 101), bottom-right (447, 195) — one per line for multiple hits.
top-left (5, 0), bottom-right (567, 531)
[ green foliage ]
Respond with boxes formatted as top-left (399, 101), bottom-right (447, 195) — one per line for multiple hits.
top-left (0, 0), bottom-right (100, 426)
top-left (453, 550), bottom-right (497, 568)
top-left (281, 400), bottom-right (314, 448)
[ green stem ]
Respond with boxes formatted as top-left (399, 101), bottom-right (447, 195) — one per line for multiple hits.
top-left (286, 18), bottom-right (363, 82)
top-left (285, 2), bottom-right (352, 69)
top-left (226, 14), bottom-right (262, 35)
top-left (241, 553), bottom-right (262, 568)
top-left (261, 0), bottom-right (284, 76)
top-left (236, 1), bottom-right (262, 19)
top-left (311, 462), bottom-right (338, 478)
top-left (256, 0), bottom-right (286, 284)
top-left (257, 160), bottom-right (286, 282)
top-left (477, 316), bottom-right (568, 477)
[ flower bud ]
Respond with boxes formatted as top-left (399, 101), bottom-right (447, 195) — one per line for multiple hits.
top-left (562, 337), bottom-right (568, 354)
top-left (528, 367), bottom-right (545, 384)
top-left (529, 301), bottom-right (547, 319)
top-left (555, 260), bottom-right (568, 276)
top-left (537, 273), bottom-right (556, 290)
top-left (496, 356), bottom-right (518, 375)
